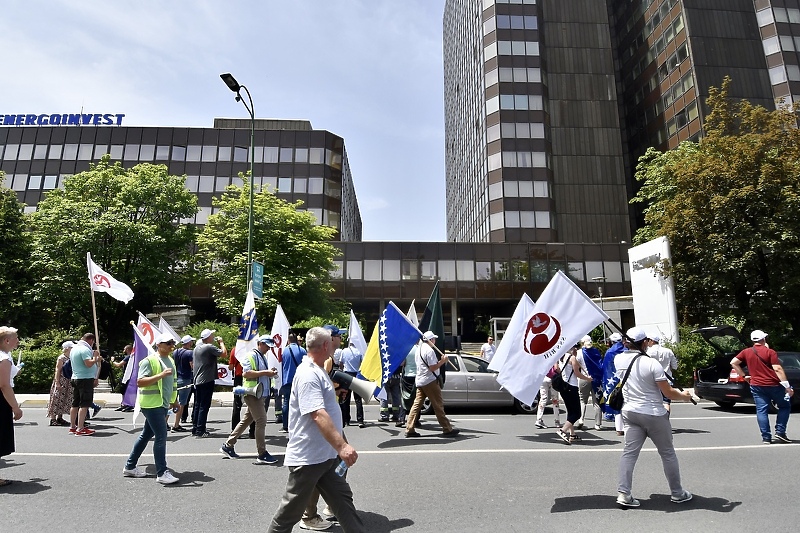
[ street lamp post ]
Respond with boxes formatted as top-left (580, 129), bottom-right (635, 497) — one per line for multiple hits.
top-left (591, 276), bottom-right (607, 337)
top-left (220, 73), bottom-right (256, 285)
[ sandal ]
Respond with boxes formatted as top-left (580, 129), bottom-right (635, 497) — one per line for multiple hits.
top-left (0, 479), bottom-right (13, 487)
top-left (557, 429), bottom-right (571, 445)
top-left (569, 434), bottom-right (582, 442)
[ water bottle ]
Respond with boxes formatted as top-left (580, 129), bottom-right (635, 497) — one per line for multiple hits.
top-left (785, 391), bottom-right (791, 403)
top-left (335, 459), bottom-right (348, 477)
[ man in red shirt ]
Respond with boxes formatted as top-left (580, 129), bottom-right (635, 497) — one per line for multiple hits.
top-left (731, 330), bottom-right (794, 444)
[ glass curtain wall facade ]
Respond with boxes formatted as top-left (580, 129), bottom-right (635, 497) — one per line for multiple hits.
top-left (0, 120), bottom-right (362, 241)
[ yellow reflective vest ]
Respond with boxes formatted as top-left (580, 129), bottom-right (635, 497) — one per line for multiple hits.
top-left (139, 355), bottom-right (178, 409)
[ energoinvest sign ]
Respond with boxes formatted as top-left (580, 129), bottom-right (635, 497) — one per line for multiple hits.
top-left (0, 113), bottom-right (125, 126)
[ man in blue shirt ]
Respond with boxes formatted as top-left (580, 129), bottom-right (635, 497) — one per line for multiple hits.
top-left (69, 333), bottom-right (102, 436)
top-left (280, 333), bottom-right (307, 434)
top-left (339, 340), bottom-right (365, 428)
top-left (172, 335), bottom-right (195, 432)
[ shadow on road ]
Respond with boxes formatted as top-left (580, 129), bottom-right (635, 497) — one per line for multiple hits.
top-left (551, 493), bottom-right (741, 513)
top-left (360, 511), bottom-right (414, 532)
top-left (0, 477), bottom-right (51, 494)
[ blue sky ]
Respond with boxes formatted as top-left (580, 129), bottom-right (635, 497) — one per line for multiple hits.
top-left (1, 0), bottom-right (447, 241)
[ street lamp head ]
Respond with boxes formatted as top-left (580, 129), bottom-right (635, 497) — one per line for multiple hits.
top-left (220, 73), bottom-right (241, 93)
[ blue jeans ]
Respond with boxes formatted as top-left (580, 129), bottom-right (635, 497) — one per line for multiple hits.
top-left (751, 385), bottom-right (791, 441)
top-left (280, 383), bottom-right (292, 431)
top-left (125, 407), bottom-right (169, 476)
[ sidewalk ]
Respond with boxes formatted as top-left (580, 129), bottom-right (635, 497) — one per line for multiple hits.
top-left (16, 391), bottom-right (237, 408)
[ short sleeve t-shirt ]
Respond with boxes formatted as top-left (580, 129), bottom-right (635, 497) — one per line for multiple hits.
top-left (415, 344), bottom-right (438, 387)
top-left (614, 350), bottom-right (668, 416)
top-left (735, 345), bottom-right (780, 386)
top-left (70, 342), bottom-right (96, 380)
top-left (193, 342), bottom-right (221, 385)
top-left (481, 343), bottom-right (496, 362)
top-left (284, 360), bottom-right (342, 467)
top-left (173, 347), bottom-right (194, 380)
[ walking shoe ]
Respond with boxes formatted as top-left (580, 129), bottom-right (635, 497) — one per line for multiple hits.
top-left (616, 492), bottom-right (640, 507)
top-left (322, 505), bottom-right (338, 523)
top-left (395, 421), bottom-right (405, 427)
top-left (122, 466), bottom-right (148, 478)
top-left (379, 417), bottom-right (389, 422)
top-left (441, 428), bottom-right (460, 438)
top-left (763, 440), bottom-right (772, 444)
top-left (299, 516), bottom-right (331, 531)
top-left (69, 427), bottom-right (77, 434)
top-left (256, 452), bottom-right (279, 465)
top-left (671, 490), bottom-right (693, 503)
top-left (557, 429), bottom-right (571, 445)
top-left (172, 426), bottom-right (188, 432)
top-left (279, 427), bottom-right (288, 433)
top-left (405, 431), bottom-right (421, 438)
top-left (594, 424), bottom-right (603, 431)
top-left (93, 405), bottom-right (102, 417)
top-left (535, 419), bottom-right (547, 429)
top-left (358, 422), bottom-right (367, 428)
top-left (553, 420), bottom-right (561, 426)
top-left (774, 433), bottom-right (792, 444)
top-left (220, 444), bottom-right (240, 459)
top-left (195, 432), bottom-right (211, 438)
top-left (156, 470), bottom-right (179, 484)
top-left (75, 427), bottom-right (95, 436)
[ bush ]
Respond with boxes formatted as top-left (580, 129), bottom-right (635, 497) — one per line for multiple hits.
top-left (665, 325), bottom-right (717, 387)
top-left (185, 320), bottom-right (239, 363)
top-left (13, 347), bottom-right (60, 393)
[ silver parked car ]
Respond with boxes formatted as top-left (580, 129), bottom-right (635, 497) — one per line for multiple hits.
top-left (420, 353), bottom-right (535, 414)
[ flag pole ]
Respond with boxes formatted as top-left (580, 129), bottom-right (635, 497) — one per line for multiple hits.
top-left (87, 254), bottom-right (101, 351)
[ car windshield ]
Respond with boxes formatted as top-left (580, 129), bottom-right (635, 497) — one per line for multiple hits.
top-left (461, 356), bottom-right (492, 373)
top-left (706, 333), bottom-right (746, 356)
top-left (779, 353), bottom-right (800, 369)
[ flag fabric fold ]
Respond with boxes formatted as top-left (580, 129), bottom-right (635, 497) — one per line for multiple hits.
top-left (234, 288), bottom-right (259, 364)
top-left (360, 301), bottom-right (422, 390)
top-left (86, 252), bottom-right (134, 303)
top-left (348, 310), bottom-right (368, 357)
top-left (406, 300), bottom-right (419, 327)
top-left (158, 316), bottom-right (181, 343)
top-left (419, 281), bottom-right (444, 353)
top-left (124, 323), bottom-right (156, 415)
top-left (489, 271), bottom-right (609, 406)
top-left (268, 304), bottom-right (290, 387)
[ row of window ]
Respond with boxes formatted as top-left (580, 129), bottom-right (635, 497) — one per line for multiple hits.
top-left (488, 180), bottom-right (549, 200)
top-left (486, 122), bottom-right (546, 143)
top-left (482, 0), bottom-right (537, 9)
top-left (487, 150), bottom-right (549, 171)
top-left (188, 205), bottom-right (340, 228)
top-left (484, 40), bottom-right (540, 62)
top-left (768, 63), bottom-right (800, 85)
top-left (335, 257), bottom-right (627, 285)
top-left (490, 210), bottom-right (551, 230)
top-left (483, 14), bottom-right (538, 36)
top-left (625, 28), bottom-right (687, 104)
top-left (662, 70), bottom-right (694, 109)
top-left (770, 34), bottom-right (800, 54)
top-left (620, 0), bottom-right (681, 64)
top-left (665, 101), bottom-right (699, 137)
top-left (0, 143), bottom-right (343, 168)
top-left (758, 6), bottom-right (800, 27)
top-left (486, 94), bottom-right (543, 114)
top-left (485, 67), bottom-right (543, 88)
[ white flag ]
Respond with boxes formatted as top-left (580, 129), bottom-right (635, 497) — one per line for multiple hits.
top-left (348, 310), bottom-right (368, 357)
top-left (124, 315), bottom-right (161, 384)
top-left (137, 312), bottom-right (161, 346)
top-left (234, 288), bottom-right (259, 364)
top-left (158, 317), bottom-right (181, 343)
top-left (215, 363), bottom-right (234, 386)
top-left (87, 252), bottom-right (134, 303)
top-left (489, 271), bottom-right (609, 406)
top-left (407, 300), bottom-right (419, 327)
top-left (268, 304), bottom-right (290, 387)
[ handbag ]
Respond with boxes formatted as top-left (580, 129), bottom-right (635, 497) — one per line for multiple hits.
top-left (607, 353), bottom-right (645, 411)
top-left (549, 355), bottom-right (572, 393)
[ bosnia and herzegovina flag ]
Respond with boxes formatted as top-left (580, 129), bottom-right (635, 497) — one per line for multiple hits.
top-left (359, 301), bottom-right (422, 390)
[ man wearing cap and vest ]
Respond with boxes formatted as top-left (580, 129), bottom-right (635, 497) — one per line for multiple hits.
top-left (122, 333), bottom-right (179, 484)
top-left (404, 331), bottom-right (459, 438)
top-left (731, 329), bottom-right (794, 444)
top-left (220, 335), bottom-right (280, 464)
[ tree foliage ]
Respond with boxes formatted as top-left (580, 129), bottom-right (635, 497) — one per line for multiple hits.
top-left (27, 156), bottom-right (198, 345)
top-left (632, 76), bottom-right (800, 338)
top-left (0, 182), bottom-right (35, 330)
top-left (196, 179), bottom-right (341, 321)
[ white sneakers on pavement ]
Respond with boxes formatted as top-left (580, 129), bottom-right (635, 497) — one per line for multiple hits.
top-left (156, 470), bottom-right (179, 484)
top-left (122, 466), bottom-right (148, 478)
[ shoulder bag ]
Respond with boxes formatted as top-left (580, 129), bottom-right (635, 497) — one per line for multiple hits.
top-left (607, 353), bottom-right (645, 411)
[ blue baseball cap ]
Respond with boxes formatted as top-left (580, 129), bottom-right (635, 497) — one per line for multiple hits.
top-left (323, 324), bottom-right (343, 337)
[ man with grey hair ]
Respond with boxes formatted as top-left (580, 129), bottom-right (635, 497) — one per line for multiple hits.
top-left (268, 327), bottom-right (364, 533)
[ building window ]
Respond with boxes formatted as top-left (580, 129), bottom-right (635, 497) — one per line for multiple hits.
top-left (438, 260), bottom-right (456, 281)
top-left (278, 177), bottom-right (292, 192)
top-left (763, 36), bottom-right (780, 56)
top-left (364, 260), bottom-right (382, 281)
top-left (308, 177), bottom-right (324, 194)
top-left (421, 261), bottom-right (436, 280)
top-left (264, 147), bottom-right (279, 163)
top-left (383, 260), bottom-right (401, 281)
top-left (346, 260), bottom-right (362, 280)
top-left (756, 8), bottom-right (774, 27)
top-left (475, 261), bottom-right (492, 280)
top-left (330, 260), bottom-right (343, 279)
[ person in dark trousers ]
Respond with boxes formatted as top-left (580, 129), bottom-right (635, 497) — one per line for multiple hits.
top-left (192, 329), bottom-right (226, 437)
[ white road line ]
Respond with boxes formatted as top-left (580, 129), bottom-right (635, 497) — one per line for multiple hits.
top-left (15, 442), bottom-right (797, 459)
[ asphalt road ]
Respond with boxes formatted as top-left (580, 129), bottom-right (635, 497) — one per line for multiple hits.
top-left (1, 401), bottom-right (797, 532)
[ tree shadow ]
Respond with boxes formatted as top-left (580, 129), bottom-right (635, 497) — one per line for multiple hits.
top-left (551, 493), bottom-right (741, 513)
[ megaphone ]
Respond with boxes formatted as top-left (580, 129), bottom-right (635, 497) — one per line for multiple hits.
top-left (233, 382), bottom-right (264, 398)
top-left (331, 371), bottom-right (379, 400)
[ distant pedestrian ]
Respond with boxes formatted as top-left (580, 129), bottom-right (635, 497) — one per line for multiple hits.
top-left (192, 329), bottom-right (226, 438)
top-left (122, 333), bottom-right (179, 484)
top-left (112, 344), bottom-right (134, 412)
top-left (47, 341), bottom-right (75, 426)
top-left (0, 326), bottom-right (24, 487)
top-left (731, 329), bottom-right (793, 444)
top-left (172, 335), bottom-right (194, 431)
top-left (615, 327), bottom-right (693, 507)
top-left (339, 341), bottom-right (365, 428)
top-left (601, 332), bottom-right (626, 435)
top-left (555, 347), bottom-right (593, 444)
top-left (576, 335), bottom-right (604, 430)
top-left (480, 336), bottom-right (496, 362)
top-left (280, 333), bottom-right (307, 433)
top-left (405, 331), bottom-right (459, 438)
top-left (647, 333), bottom-right (678, 413)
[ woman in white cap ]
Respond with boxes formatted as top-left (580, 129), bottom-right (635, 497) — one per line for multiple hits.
top-left (0, 326), bottom-right (23, 487)
top-left (47, 341), bottom-right (75, 426)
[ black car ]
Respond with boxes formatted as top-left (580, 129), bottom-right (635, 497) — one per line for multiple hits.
top-left (692, 325), bottom-right (800, 409)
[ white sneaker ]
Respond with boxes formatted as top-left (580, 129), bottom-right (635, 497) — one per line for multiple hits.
top-left (616, 492), bottom-right (640, 507)
top-left (156, 469), bottom-right (179, 484)
top-left (671, 490), bottom-right (693, 503)
top-left (122, 466), bottom-right (147, 478)
top-left (299, 516), bottom-right (331, 531)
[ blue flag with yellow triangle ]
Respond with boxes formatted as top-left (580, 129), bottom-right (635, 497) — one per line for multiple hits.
top-left (359, 301), bottom-right (422, 388)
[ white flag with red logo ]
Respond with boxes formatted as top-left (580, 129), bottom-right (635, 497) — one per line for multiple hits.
top-left (87, 252), bottom-right (134, 304)
top-left (489, 271), bottom-right (608, 406)
top-left (268, 304), bottom-right (290, 387)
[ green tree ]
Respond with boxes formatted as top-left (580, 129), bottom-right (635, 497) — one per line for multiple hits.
top-left (27, 156), bottom-right (198, 345)
top-left (0, 182), bottom-right (35, 330)
top-left (196, 180), bottom-right (340, 321)
top-left (632, 77), bottom-right (800, 339)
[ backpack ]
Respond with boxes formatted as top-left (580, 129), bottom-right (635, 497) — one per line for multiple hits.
top-left (62, 358), bottom-right (73, 379)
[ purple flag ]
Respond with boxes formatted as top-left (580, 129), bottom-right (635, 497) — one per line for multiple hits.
top-left (123, 324), bottom-right (154, 407)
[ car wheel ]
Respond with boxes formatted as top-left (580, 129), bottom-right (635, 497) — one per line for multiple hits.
top-left (514, 398), bottom-right (536, 414)
top-left (714, 400), bottom-right (736, 409)
top-left (421, 398), bottom-right (432, 415)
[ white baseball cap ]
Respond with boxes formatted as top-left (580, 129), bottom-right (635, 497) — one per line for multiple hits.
top-left (422, 331), bottom-right (438, 341)
top-left (751, 330), bottom-right (768, 342)
top-left (200, 328), bottom-right (216, 340)
top-left (608, 332), bottom-right (622, 342)
top-left (626, 327), bottom-right (648, 343)
top-left (179, 335), bottom-right (195, 345)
